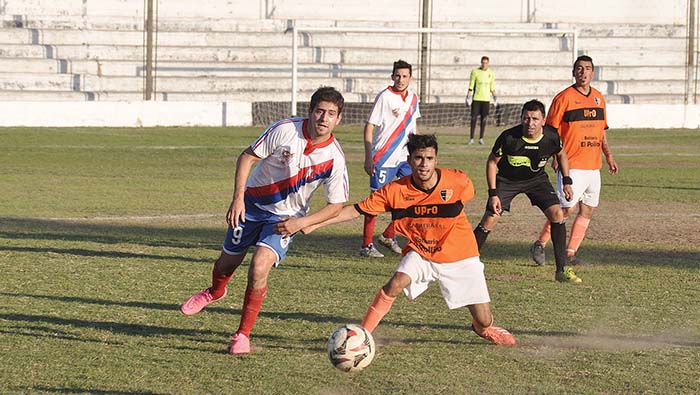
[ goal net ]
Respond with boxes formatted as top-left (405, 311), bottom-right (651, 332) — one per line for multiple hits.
top-left (253, 25), bottom-right (576, 129)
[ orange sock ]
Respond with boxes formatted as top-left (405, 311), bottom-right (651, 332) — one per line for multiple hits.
top-left (361, 288), bottom-right (396, 332)
top-left (567, 215), bottom-right (590, 256)
top-left (538, 221), bottom-right (551, 246)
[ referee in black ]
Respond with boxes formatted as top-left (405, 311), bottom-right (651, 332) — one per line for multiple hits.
top-left (472, 99), bottom-right (582, 284)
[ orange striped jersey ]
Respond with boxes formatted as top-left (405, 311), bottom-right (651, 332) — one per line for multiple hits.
top-left (546, 85), bottom-right (609, 170)
top-left (354, 168), bottom-right (479, 263)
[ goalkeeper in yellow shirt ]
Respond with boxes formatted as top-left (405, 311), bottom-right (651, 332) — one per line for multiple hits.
top-left (466, 56), bottom-right (496, 145)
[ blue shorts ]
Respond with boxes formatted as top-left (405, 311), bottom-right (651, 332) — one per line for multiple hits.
top-left (222, 220), bottom-right (295, 265)
top-left (370, 161), bottom-right (412, 191)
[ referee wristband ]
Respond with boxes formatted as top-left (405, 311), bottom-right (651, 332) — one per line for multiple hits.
top-left (562, 176), bottom-right (573, 185)
top-left (488, 188), bottom-right (498, 197)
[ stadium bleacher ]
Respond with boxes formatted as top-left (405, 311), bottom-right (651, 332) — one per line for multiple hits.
top-left (0, 1), bottom-right (695, 121)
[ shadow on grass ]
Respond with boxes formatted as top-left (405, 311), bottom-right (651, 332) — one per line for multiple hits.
top-left (0, 245), bottom-right (210, 263)
top-left (603, 182), bottom-right (700, 191)
top-left (23, 387), bottom-right (166, 395)
top-left (0, 217), bottom-right (223, 250)
top-left (478, 240), bottom-right (700, 269)
top-left (3, 216), bottom-right (697, 270)
top-left (0, 216), bottom-right (367, 262)
top-left (1, 292), bottom-right (525, 339)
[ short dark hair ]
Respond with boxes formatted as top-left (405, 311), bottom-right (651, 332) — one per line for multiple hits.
top-left (309, 86), bottom-right (344, 114)
top-left (407, 133), bottom-right (438, 155)
top-left (574, 55), bottom-right (594, 70)
top-left (521, 99), bottom-right (546, 117)
top-left (392, 59), bottom-right (412, 76)
top-left (481, 56), bottom-right (490, 62)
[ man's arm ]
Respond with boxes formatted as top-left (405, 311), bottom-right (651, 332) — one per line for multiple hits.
top-left (554, 149), bottom-right (574, 201)
top-left (275, 202), bottom-right (344, 237)
top-left (485, 153), bottom-right (502, 215)
top-left (299, 204), bottom-right (362, 235)
top-left (363, 122), bottom-right (376, 176)
top-left (601, 131), bottom-right (619, 174)
top-left (226, 147), bottom-right (261, 228)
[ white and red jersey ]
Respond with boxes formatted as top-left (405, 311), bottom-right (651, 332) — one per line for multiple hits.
top-left (244, 117), bottom-right (349, 221)
top-left (367, 86), bottom-right (421, 168)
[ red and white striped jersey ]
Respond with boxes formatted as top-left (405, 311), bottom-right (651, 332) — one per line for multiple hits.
top-left (367, 86), bottom-right (421, 168)
top-left (245, 117), bottom-right (349, 220)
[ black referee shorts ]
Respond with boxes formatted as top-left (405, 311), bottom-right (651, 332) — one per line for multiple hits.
top-left (486, 173), bottom-right (560, 214)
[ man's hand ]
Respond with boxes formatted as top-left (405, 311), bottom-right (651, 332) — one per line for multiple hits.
top-left (274, 217), bottom-right (303, 237)
top-left (563, 184), bottom-right (573, 201)
top-left (226, 198), bottom-right (246, 228)
top-left (364, 157), bottom-right (375, 176)
top-left (606, 155), bottom-right (619, 175)
top-left (489, 196), bottom-right (502, 215)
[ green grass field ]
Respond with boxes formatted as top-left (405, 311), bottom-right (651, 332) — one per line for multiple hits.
top-left (1, 125), bottom-right (699, 394)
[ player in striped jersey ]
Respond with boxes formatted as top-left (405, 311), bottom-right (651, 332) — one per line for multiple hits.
top-left (531, 55), bottom-right (619, 267)
top-left (304, 134), bottom-right (515, 346)
top-left (361, 59), bottom-right (421, 258)
top-left (180, 87), bottom-right (349, 354)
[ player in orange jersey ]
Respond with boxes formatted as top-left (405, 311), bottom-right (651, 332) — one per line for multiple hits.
top-left (302, 134), bottom-right (515, 346)
top-left (530, 55), bottom-right (619, 266)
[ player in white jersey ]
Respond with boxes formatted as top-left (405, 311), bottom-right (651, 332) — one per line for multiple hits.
top-left (361, 59), bottom-right (421, 258)
top-left (180, 87), bottom-right (349, 355)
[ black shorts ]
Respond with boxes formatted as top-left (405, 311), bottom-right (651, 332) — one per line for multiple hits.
top-left (486, 172), bottom-right (560, 214)
top-left (471, 100), bottom-right (490, 118)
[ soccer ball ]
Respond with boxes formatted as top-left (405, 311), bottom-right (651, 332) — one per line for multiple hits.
top-left (327, 324), bottom-right (376, 372)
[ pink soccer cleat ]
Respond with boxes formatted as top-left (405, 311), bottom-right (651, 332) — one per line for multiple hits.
top-left (180, 287), bottom-right (227, 316)
top-left (229, 332), bottom-right (251, 354)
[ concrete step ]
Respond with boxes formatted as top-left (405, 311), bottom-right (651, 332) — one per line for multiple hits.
top-left (582, 49), bottom-right (687, 66)
top-left (1, 15), bottom-right (288, 32)
top-left (602, 79), bottom-right (686, 95)
top-left (13, 28), bottom-right (291, 47)
top-left (578, 36), bottom-right (686, 50)
top-left (0, 43), bottom-right (50, 57)
top-left (595, 65), bottom-right (686, 80)
top-left (0, 88), bottom-right (684, 105)
top-left (0, 57), bottom-right (64, 73)
top-left (0, 72), bottom-right (77, 90)
top-left (0, 43), bottom-right (576, 66)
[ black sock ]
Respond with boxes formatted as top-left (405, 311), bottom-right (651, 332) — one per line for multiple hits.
top-left (551, 221), bottom-right (567, 273)
top-left (473, 224), bottom-right (490, 251)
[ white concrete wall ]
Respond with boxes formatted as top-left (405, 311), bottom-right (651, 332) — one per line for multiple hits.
top-left (0, 101), bottom-right (252, 127)
top-left (0, 101), bottom-right (697, 128)
top-left (607, 104), bottom-right (700, 129)
top-left (0, 0), bottom-right (688, 24)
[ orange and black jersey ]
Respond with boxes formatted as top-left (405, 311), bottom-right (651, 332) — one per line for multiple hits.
top-left (492, 124), bottom-right (562, 181)
top-left (354, 168), bottom-right (480, 263)
top-left (546, 85), bottom-right (608, 170)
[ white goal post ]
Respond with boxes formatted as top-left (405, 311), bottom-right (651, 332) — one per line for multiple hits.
top-left (288, 23), bottom-right (578, 127)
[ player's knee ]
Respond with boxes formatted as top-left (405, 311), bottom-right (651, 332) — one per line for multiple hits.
top-left (383, 273), bottom-right (410, 297)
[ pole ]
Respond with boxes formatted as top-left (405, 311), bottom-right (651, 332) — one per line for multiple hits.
top-left (686, 0), bottom-right (697, 104)
top-left (291, 21), bottom-right (298, 116)
top-left (144, 0), bottom-right (154, 100)
top-left (419, 0), bottom-right (431, 104)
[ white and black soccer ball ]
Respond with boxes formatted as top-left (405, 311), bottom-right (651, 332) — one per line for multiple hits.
top-left (327, 324), bottom-right (376, 372)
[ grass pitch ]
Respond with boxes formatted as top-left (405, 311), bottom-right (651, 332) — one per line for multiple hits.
top-left (0, 125), bottom-right (699, 394)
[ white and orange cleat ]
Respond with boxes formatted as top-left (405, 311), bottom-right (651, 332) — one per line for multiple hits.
top-left (472, 320), bottom-right (516, 346)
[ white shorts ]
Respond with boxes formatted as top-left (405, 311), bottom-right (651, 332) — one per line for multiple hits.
top-left (557, 169), bottom-right (601, 208)
top-left (396, 250), bottom-right (491, 309)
